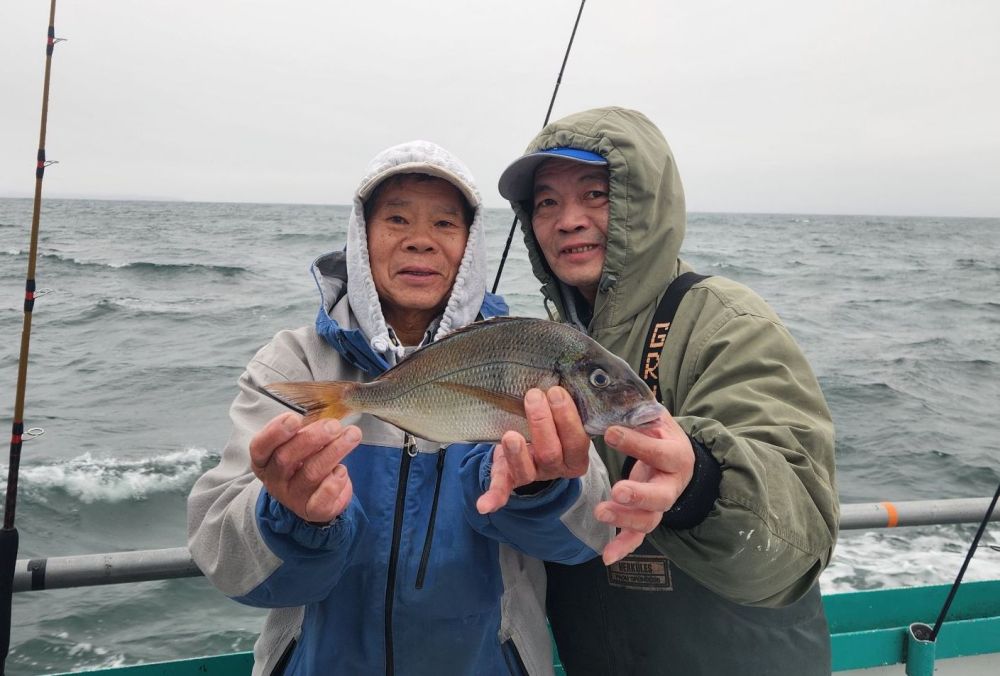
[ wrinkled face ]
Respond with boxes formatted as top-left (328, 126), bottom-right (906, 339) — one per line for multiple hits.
top-left (531, 158), bottom-right (611, 305)
top-left (366, 175), bottom-right (470, 331)
top-left (561, 343), bottom-right (665, 436)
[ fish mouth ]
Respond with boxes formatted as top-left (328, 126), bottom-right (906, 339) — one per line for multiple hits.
top-left (625, 402), bottom-right (667, 428)
top-left (581, 401), bottom-right (667, 436)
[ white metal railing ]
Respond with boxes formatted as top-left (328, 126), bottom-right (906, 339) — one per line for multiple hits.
top-left (10, 498), bottom-right (1000, 593)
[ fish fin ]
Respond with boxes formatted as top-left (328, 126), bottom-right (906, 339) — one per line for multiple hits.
top-left (437, 381), bottom-right (526, 417)
top-left (432, 316), bottom-right (531, 342)
top-left (262, 381), bottom-right (357, 426)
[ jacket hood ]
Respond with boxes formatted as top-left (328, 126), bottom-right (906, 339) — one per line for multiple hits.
top-left (344, 140), bottom-right (491, 361)
top-left (311, 251), bottom-right (507, 376)
top-left (507, 107), bottom-right (686, 330)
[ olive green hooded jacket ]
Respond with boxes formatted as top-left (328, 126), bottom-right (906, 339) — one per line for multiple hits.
top-left (510, 107), bottom-right (838, 608)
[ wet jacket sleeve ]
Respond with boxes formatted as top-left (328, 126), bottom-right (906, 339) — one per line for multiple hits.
top-left (649, 282), bottom-right (838, 607)
top-left (460, 444), bottom-right (615, 564)
top-left (187, 331), bottom-right (364, 607)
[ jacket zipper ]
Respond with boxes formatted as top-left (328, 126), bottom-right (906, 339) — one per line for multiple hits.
top-left (415, 448), bottom-right (447, 589)
top-left (384, 434), bottom-right (416, 676)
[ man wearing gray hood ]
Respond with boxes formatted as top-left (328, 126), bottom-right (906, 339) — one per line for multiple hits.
top-left (187, 140), bottom-right (614, 676)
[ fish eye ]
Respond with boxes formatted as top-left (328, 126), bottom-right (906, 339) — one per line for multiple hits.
top-left (589, 368), bottom-right (610, 389)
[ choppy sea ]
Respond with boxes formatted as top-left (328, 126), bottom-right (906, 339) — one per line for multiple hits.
top-left (1, 198), bottom-right (998, 673)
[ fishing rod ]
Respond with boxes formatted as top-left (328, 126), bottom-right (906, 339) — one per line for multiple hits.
top-left (927, 480), bottom-right (1000, 642)
top-left (491, 0), bottom-right (587, 294)
top-left (1, 1), bottom-right (62, 673)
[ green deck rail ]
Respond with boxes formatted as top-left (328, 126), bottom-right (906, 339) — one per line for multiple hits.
top-left (824, 579), bottom-right (1000, 671)
top-left (50, 580), bottom-right (1000, 675)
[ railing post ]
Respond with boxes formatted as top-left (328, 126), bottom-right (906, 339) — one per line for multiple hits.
top-left (905, 623), bottom-right (936, 676)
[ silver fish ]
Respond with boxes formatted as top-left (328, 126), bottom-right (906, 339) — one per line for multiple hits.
top-left (263, 317), bottom-right (665, 443)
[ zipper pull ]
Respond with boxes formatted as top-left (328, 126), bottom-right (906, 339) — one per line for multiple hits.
top-left (404, 434), bottom-right (417, 458)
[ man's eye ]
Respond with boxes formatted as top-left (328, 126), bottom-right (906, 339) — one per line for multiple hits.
top-left (586, 190), bottom-right (608, 201)
top-left (534, 198), bottom-right (556, 210)
top-left (387, 215), bottom-right (407, 224)
top-left (436, 220), bottom-right (458, 229)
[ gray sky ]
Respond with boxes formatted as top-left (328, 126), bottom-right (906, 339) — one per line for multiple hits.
top-left (2, 1), bottom-right (998, 217)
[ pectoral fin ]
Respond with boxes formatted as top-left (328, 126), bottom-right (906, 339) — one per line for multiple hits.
top-left (438, 381), bottom-right (526, 417)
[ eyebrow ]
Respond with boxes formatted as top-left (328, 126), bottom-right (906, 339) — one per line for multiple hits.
top-left (533, 172), bottom-right (609, 196)
top-left (380, 198), bottom-right (460, 216)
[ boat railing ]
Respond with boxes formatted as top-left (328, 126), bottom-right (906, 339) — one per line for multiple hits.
top-left (10, 497), bottom-right (1000, 593)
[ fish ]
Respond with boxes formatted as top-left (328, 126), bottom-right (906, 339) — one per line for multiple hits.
top-left (262, 316), bottom-right (666, 443)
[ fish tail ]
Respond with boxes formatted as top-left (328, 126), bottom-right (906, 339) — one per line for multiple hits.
top-left (262, 381), bottom-right (357, 425)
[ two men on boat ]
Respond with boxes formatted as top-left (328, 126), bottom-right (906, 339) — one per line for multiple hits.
top-left (497, 106), bottom-right (838, 674)
top-left (189, 107), bottom-right (837, 675)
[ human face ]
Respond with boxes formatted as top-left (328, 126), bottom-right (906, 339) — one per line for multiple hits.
top-left (366, 175), bottom-right (470, 343)
top-left (531, 158), bottom-right (610, 305)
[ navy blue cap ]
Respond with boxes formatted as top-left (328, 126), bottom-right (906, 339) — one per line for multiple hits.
top-left (498, 147), bottom-right (607, 201)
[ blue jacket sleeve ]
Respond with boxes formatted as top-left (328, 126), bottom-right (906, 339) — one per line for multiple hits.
top-left (459, 444), bottom-right (604, 565)
top-left (234, 489), bottom-right (370, 608)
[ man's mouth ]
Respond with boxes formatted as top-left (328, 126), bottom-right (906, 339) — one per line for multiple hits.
top-left (561, 243), bottom-right (601, 255)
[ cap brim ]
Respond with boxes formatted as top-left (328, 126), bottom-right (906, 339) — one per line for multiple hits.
top-left (498, 149), bottom-right (606, 202)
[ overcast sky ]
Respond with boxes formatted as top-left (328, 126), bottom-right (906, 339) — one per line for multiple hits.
top-left (2, 1), bottom-right (998, 217)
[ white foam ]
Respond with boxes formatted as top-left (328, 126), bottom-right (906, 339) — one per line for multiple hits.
top-left (822, 527), bottom-right (1000, 592)
top-left (66, 642), bottom-right (126, 669)
top-left (6, 448), bottom-right (216, 504)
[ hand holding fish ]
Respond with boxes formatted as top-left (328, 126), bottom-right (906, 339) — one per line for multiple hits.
top-left (596, 410), bottom-right (695, 565)
top-left (475, 386), bottom-right (591, 515)
top-left (249, 412), bottom-right (362, 525)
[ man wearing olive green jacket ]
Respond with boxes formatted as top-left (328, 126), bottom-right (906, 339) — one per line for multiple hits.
top-left (495, 107), bottom-right (838, 675)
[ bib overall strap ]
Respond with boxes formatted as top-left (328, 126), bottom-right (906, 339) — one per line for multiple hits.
top-left (640, 271), bottom-right (711, 399)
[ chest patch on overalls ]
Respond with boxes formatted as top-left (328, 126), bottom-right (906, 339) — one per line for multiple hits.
top-left (606, 553), bottom-right (673, 591)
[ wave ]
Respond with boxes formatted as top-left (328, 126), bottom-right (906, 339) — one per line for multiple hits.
top-left (113, 260), bottom-right (248, 277)
top-left (79, 296), bottom-right (222, 319)
top-left (822, 527), bottom-right (1000, 592)
top-left (5, 448), bottom-right (217, 504)
top-left (271, 232), bottom-right (331, 243)
top-left (704, 260), bottom-right (765, 276)
top-left (888, 355), bottom-right (997, 369)
top-left (955, 258), bottom-right (1000, 271)
top-left (7, 633), bottom-right (127, 675)
top-left (33, 252), bottom-right (249, 277)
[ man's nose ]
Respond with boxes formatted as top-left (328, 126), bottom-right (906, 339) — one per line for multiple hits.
top-left (555, 201), bottom-right (588, 232)
top-left (403, 222), bottom-right (437, 251)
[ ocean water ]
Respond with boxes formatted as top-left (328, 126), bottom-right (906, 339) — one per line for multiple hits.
top-left (1, 198), bottom-right (998, 673)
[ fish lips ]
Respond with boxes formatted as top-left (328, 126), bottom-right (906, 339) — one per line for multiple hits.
top-left (582, 401), bottom-right (667, 436)
top-left (627, 401), bottom-right (668, 429)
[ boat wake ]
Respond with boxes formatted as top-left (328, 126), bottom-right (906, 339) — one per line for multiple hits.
top-left (823, 527), bottom-right (1000, 592)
